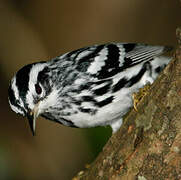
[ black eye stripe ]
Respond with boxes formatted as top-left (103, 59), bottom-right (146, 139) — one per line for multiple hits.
top-left (35, 83), bottom-right (42, 94)
top-left (37, 66), bottom-right (49, 82)
top-left (37, 66), bottom-right (52, 96)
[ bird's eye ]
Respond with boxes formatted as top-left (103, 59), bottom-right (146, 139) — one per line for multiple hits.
top-left (35, 83), bottom-right (42, 94)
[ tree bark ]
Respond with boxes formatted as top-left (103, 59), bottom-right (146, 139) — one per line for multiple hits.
top-left (73, 28), bottom-right (181, 180)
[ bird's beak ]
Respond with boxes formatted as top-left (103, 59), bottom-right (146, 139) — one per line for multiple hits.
top-left (27, 103), bottom-right (39, 136)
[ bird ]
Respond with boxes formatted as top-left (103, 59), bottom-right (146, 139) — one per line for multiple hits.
top-left (8, 43), bottom-right (172, 135)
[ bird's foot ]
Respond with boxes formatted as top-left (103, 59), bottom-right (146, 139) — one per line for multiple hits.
top-left (132, 83), bottom-right (151, 111)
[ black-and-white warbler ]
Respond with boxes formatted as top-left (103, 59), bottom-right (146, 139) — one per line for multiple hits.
top-left (8, 43), bottom-right (172, 135)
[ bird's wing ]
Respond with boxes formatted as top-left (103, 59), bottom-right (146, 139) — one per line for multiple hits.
top-left (61, 43), bottom-right (171, 80)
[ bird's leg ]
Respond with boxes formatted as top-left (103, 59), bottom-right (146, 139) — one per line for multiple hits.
top-left (110, 118), bottom-right (123, 133)
top-left (132, 83), bottom-right (151, 111)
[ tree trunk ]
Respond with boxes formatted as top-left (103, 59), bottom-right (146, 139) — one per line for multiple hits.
top-left (73, 28), bottom-right (181, 180)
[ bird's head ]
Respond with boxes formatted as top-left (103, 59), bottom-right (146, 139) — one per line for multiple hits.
top-left (8, 62), bottom-right (53, 135)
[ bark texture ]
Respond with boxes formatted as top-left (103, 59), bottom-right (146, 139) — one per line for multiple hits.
top-left (73, 29), bottom-right (181, 180)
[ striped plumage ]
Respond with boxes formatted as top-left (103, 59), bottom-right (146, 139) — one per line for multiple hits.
top-left (8, 43), bottom-right (172, 135)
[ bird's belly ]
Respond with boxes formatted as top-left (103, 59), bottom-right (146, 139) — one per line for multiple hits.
top-left (64, 94), bottom-right (133, 128)
top-left (57, 78), bottom-right (147, 128)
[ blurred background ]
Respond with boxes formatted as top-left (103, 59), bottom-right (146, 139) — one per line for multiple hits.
top-left (0, 0), bottom-right (180, 179)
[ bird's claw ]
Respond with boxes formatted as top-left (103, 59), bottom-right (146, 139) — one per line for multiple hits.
top-left (132, 84), bottom-right (151, 111)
